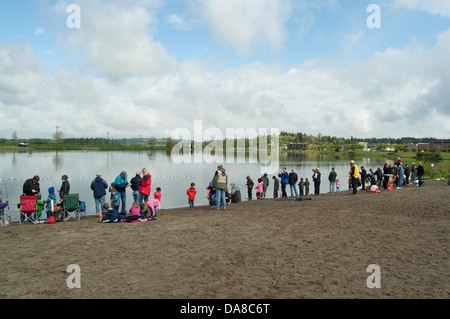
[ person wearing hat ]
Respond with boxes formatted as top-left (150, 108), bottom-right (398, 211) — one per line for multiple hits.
top-left (59, 174), bottom-right (70, 201)
top-left (115, 171), bottom-right (131, 214)
top-left (349, 160), bottom-right (359, 194)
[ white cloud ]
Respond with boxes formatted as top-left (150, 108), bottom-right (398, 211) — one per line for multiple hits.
top-left (200, 0), bottom-right (292, 55)
top-left (54, 0), bottom-right (177, 79)
top-left (34, 28), bottom-right (45, 35)
top-left (389, 0), bottom-right (450, 17)
top-left (1, 1), bottom-right (450, 140)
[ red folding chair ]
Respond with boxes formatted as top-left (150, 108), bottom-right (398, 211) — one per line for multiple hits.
top-left (17, 196), bottom-right (38, 224)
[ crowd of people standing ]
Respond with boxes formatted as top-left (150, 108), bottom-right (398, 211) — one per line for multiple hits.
top-left (12, 157), bottom-right (427, 224)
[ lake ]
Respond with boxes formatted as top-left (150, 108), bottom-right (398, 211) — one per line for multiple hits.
top-left (0, 150), bottom-right (392, 221)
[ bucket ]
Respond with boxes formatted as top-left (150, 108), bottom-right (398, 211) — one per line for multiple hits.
top-left (387, 184), bottom-right (393, 191)
top-left (370, 185), bottom-right (379, 193)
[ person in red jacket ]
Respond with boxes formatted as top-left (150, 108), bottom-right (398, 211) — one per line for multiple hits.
top-left (138, 168), bottom-right (152, 205)
top-left (187, 183), bottom-right (197, 209)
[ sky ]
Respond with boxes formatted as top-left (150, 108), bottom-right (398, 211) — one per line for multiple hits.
top-left (0, 0), bottom-right (449, 140)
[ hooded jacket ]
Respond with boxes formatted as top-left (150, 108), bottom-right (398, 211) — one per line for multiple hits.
top-left (90, 177), bottom-right (108, 199)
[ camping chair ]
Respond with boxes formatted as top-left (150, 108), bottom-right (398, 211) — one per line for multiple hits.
top-left (62, 194), bottom-right (80, 222)
top-left (17, 196), bottom-right (38, 224)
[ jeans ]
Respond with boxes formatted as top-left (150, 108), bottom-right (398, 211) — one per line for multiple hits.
top-left (138, 193), bottom-right (149, 205)
top-left (329, 182), bottom-right (336, 193)
top-left (398, 173), bottom-right (403, 187)
top-left (132, 190), bottom-right (139, 203)
top-left (189, 199), bottom-right (194, 209)
top-left (215, 189), bottom-right (226, 208)
top-left (289, 184), bottom-right (298, 197)
top-left (418, 175), bottom-right (423, 186)
top-left (119, 191), bottom-right (126, 213)
top-left (95, 195), bottom-right (106, 214)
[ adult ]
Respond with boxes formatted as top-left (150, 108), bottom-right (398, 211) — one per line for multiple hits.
top-left (312, 168), bottom-right (321, 195)
top-left (212, 165), bottom-right (228, 209)
top-left (245, 176), bottom-right (254, 200)
top-left (229, 183), bottom-right (241, 203)
top-left (59, 175), bottom-right (70, 201)
top-left (383, 163), bottom-right (391, 189)
top-left (90, 173), bottom-right (108, 222)
top-left (139, 168), bottom-right (152, 205)
top-left (114, 171), bottom-right (131, 214)
top-left (375, 167), bottom-right (383, 188)
top-left (349, 160), bottom-right (359, 194)
top-left (328, 168), bottom-right (337, 193)
top-left (411, 163), bottom-right (416, 182)
top-left (404, 164), bottom-right (410, 186)
top-left (23, 175), bottom-right (40, 196)
top-left (360, 166), bottom-right (367, 190)
top-left (260, 173), bottom-right (269, 199)
top-left (130, 171), bottom-right (142, 203)
top-left (278, 168), bottom-right (289, 198)
top-left (417, 162), bottom-right (425, 186)
top-left (288, 169), bottom-right (298, 197)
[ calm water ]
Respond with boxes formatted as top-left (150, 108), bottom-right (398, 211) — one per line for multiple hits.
top-left (0, 150), bottom-right (391, 221)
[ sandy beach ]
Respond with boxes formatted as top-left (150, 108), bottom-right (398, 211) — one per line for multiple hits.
top-left (0, 180), bottom-right (448, 299)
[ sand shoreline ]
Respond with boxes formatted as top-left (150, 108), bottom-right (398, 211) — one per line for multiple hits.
top-left (1, 180), bottom-right (448, 299)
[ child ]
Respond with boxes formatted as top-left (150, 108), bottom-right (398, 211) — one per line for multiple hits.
top-left (129, 201), bottom-right (141, 216)
top-left (110, 188), bottom-right (120, 212)
top-left (187, 183), bottom-right (197, 209)
top-left (298, 178), bottom-right (305, 196)
top-left (0, 198), bottom-right (9, 217)
top-left (304, 178), bottom-right (310, 196)
top-left (272, 176), bottom-right (279, 198)
top-left (154, 187), bottom-right (161, 203)
top-left (336, 179), bottom-right (341, 192)
top-left (256, 178), bottom-right (263, 199)
top-left (44, 187), bottom-right (59, 219)
top-left (102, 203), bottom-right (119, 223)
top-left (140, 202), bottom-right (150, 218)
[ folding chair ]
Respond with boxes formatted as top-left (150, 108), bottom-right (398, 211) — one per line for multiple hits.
top-left (17, 196), bottom-right (38, 224)
top-left (62, 194), bottom-right (80, 222)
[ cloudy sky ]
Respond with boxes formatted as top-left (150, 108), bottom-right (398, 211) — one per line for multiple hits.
top-left (0, 0), bottom-right (449, 140)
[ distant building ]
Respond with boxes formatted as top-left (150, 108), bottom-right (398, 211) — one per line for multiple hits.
top-left (417, 143), bottom-right (430, 152)
top-left (358, 142), bottom-right (368, 151)
top-left (430, 142), bottom-right (450, 152)
top-left (404, 144), bottom-right (417, 152)
top-left (18, 143), bottom-right (28, 148)
top-left (286, 142), bottom-right (310, 150)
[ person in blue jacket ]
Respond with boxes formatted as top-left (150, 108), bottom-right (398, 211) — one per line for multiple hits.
top-left (101, 203), bottom-right (119, 223)
top-left (278, 168), bottom-right (289, 198)
top-left (90, 173), bottom-right (108, 222)
top-left (114, 171), bottom-right (131, 214)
